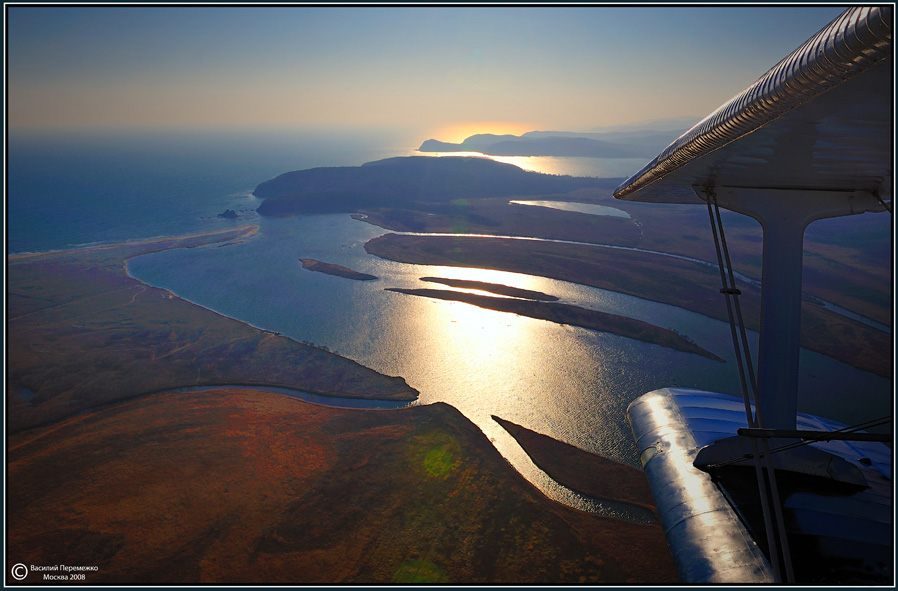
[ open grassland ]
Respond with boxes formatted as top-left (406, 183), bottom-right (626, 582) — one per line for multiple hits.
top-left (7, 389), bottom-right (678, 585)
top-left (6, 227), bottom-right (416, 433)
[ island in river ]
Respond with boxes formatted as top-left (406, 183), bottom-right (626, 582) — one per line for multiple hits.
top-left (386, 286), bottom-right (723, 362)
top-left (5, 227), bottom-right (678, 585)
top-left (420, 276), bottom-right (559, 301)
top-left (365, 232), bottom-right (890, 378)
top-left (300, 258), bottom-right (378, 281)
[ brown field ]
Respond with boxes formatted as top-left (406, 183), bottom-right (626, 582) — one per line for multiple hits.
top-left (6, 227), bottom-right (679, 585)
top-left (6, 389), bottom-right (678, 585)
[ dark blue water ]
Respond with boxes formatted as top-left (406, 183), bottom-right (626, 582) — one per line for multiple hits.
top-left (7, 128), bottom-right (416, 253)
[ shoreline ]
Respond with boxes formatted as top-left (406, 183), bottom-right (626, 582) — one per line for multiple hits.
top-left (6, 223), bottom-right (679, 582)
top-left (7, 228), bottom-right (418, 432)
top-left (7, 224), bottom-right (261, 260)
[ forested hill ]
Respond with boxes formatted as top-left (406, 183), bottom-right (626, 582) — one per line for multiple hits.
top-left (254, 156), bottom-right (621, 216)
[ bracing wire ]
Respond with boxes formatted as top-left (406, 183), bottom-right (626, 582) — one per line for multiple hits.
top-left (702, 186), bottom-right (789, 582)
top-left (709, 416), bottom-right (893, 469)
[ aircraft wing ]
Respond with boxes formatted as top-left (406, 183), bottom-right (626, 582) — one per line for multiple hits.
top-left (613, 6), bottom-right (893, 208)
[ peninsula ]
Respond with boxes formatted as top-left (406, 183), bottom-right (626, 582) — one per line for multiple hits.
top-left (6, 227), bottom-right (415, 433)
top-left (8, 389), bottom-right (677, 585)
top-left (417, 129), bottom-right (684, 158)
top-left (300, 258), bottom-right (377, 281)
top-left (493, 416), bottom-right (659, 515)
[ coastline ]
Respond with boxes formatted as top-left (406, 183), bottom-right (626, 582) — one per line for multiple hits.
top-left (7, 224), bottom-right (261, 260)
top-left (7, 227), bottom-right (418, 433)
top-left (6, 225), bottom-right (679, 584)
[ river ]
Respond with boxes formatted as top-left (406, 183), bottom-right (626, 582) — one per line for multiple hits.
top-left (126, 210), bottom-right (891, 514)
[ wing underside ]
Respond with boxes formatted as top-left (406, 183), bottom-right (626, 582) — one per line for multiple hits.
top-left (613, 6), bottom-right (893, 209)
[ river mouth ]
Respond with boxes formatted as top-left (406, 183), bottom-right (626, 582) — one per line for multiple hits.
top-left (126, 213), bottom-right (891, 518)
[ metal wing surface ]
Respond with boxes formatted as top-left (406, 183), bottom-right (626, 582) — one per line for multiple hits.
top-left (613, 6), bottom-right (893, 208)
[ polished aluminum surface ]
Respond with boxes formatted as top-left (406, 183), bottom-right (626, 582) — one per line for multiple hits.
top-left (628, 387), bottom-right (893, 584)
top-left (614, 6), bottom-right (893, 204)
top-left (628, 388), bottom-right (775, 584)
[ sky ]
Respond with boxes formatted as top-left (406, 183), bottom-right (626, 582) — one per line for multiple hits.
top-left (6, 4), bottom-right (849, 141)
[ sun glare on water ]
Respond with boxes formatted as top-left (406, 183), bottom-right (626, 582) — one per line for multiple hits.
top-left (405, 266), bottom-right (555, 385)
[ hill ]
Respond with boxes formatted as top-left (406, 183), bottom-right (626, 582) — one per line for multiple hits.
top-left (254, 156), bottom-right (617, 217)
top-left (417, 129), bottom-right (686, 158)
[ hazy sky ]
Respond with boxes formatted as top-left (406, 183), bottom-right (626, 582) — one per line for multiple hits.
top-left (7, 4), bottom-right (848, 140)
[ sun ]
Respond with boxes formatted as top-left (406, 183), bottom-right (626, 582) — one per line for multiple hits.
top-left (428, 121), bottom-right (540, 144)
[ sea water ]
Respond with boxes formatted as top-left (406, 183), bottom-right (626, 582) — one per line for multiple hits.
top-left (7, 128), bottom-right (892, 513)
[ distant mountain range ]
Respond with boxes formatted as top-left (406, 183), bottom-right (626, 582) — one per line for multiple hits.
top-left (418, 126), bottom-right (691, 159)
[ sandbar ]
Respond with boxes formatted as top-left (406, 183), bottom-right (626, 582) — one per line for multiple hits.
top-left (493, 416), bottom-right (658, 514)
top-left (386, 287), bottom-right (723, 362)
top-left (367, 233), bottom-right (890, 377)
top-left (300, 258), bottom-right (377, 281)
top-left (5, 226), bottom-right (679, 584)
top-left (420, 276), bottom-right (558, 300)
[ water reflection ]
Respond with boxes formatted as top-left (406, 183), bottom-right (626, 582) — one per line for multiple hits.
top-left (509, 199), bottom-right (631, 218)
top-left (125, 213), bottom-right (892, 516)
top-left (410, 149), bottom-right (648, 178)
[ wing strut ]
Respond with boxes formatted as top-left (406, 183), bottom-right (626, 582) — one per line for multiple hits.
top-left (702, 186), bottom-right (794, 583)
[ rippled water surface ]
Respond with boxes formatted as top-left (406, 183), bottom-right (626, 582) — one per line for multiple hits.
top-left (11, 130), bottom-right (890, 515)
top-left (126, 213), bottom-right (891, 511)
